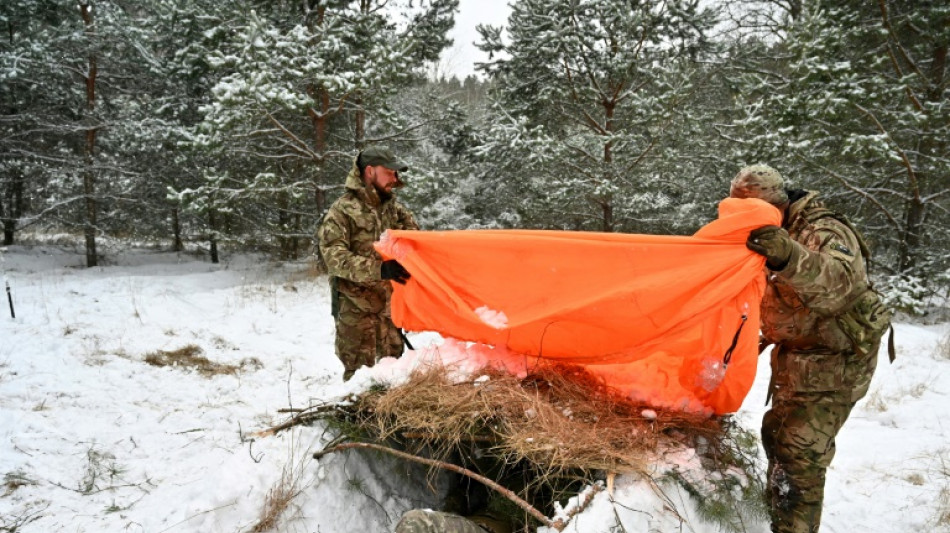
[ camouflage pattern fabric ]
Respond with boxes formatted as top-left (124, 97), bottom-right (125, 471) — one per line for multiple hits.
top-left (761, 191), bottom-right (889, 379)
top-left (759, 191), bottom-right (889, 533)
top-left (730, 165), bottom-right (789, 206)
top-left (763, 342), bottom-right (879, 533)
top-left (317, 158), bottom-right (418, 379)
top-left (394, 510), bottom-right (492, 533)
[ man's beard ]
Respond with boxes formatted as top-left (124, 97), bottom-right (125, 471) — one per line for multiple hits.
top-left (374, 184), bottom-right (393, 201)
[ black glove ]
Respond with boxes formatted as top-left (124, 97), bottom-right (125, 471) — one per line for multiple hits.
top-left (380, 259), bottom-right (411, 284)
top-left (746, 225), bottom-right (793, 270)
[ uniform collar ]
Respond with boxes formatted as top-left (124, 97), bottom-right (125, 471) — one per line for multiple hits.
top-left (785, 190), bottom-right (820, 227)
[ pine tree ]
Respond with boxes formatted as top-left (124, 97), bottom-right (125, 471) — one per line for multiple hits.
top-left (184, 0), bottom-right (458, 259)
top-left (473, 0), bottom-right (719, 233)
top-left (1, 0), bottom-right (173, 264)
top-left (730, 0), bottom-right (949, 279)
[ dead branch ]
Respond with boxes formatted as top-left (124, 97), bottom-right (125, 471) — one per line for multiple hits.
top-left (265, 112), bottom-right (321, 163)
top-left (853, 102), bottom-right (921, 203)
top-left (792, 150), bottom-right (903, 230)
top-left (312, 441), bottom-right (556, 529)
top-left (254, 404), bottom-right (342, 438)
top-left (550, 483), bottom-right (604, 531)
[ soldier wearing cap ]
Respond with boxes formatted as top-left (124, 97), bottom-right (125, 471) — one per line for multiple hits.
top-left (317, 146), bottom-right (419, 379)
top-left (731, 165), bottom-right (890, 533)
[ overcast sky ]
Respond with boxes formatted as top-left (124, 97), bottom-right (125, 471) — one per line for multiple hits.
top-left (437, 0), bottom-right (512, 80)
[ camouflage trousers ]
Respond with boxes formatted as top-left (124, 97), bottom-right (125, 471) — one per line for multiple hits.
top-left (394, 510), bottom-right (489, 533)
top-left (762, 342), bottom-right (879, 533)
top-left (335, 299), bottom-right (404, 380)
top-left (762, 394), bottom-right (855, 533)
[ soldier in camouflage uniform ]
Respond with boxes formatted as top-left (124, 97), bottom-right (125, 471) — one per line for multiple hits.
top-left (317, 146), bottom-right (419, 380)
top-left (394, 509), bottom-right (512, 533)
top-left (730, 165), bottom-right (891, 533)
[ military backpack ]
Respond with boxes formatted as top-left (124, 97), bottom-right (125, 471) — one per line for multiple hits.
top-left (799, 206), bottom-right (895, 361)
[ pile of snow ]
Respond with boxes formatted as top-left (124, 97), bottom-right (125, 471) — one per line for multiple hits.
top-left (1, 245), bottom-right (948, 532)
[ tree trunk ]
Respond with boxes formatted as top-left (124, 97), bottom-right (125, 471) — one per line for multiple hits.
top-left (788, 0), bottom-right (802, 21)
top-left (0, 185), bottom-right (9, 246)
top-left (601, 202), bottom-right (614, 233)
top-left (897, 37), bottom-right (946, 273)
top-left (602, 99), bottom-right (615, 233)
top-left (293, 212), bottom-right (301, 259)
top-left (316, 187), bottom-right (326, 216)
top-left (355, 97), bottom-right (366, 149)
top-left (80, 3), bottom-right (99, 268)
top-left (1, 170), bottom-right (22, 245)
top-left (310, 87), bottom-right (330, 213)
top-left (897, 191), bottom-right (925, 274)
top-left (277, 192), bottom-right (290, 260)
top-left (171, 206), bottom-right (183, 252)
top-left (1, 220), bottom-right (10, 246)
top-left (83, 134), bottom-right (98, 268)
top-left (208, 208), bottom-right (219, 264)
top-left (0, 188), bottom-right (6, 245)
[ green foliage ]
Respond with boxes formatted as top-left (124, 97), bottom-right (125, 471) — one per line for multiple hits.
top-left (664, 418), bottom-right (768, 532)
top-left (730, 0), bottom-right (950, 278)
top-left (881, 275), bottom-right (932, 316)
top-left (3, 0), bottom-right (949, 302)
top-left (470, 0), bottom-right (725, 233)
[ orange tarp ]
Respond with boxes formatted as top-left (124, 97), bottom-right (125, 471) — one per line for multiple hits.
top-left (375, 198), bottom-right (781, 414)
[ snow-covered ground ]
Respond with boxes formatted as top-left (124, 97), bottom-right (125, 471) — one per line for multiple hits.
top-left (1, 245), bottom-right (948, 533)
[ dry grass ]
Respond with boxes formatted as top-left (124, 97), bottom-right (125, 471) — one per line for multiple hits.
top-left (249, 465), bottom-right (302, 533)
top-left (932, 452), bottom-right (950, 529)
top-left (936, 486), bottom-right (950, 528)
top-left (246, 433), bottom-right (310, 533)
top-left (305, 364), bottom-right (765, 532)
top-left (360, 363), bottom-right (722, 478)
top-left (937, 331), bottom-right (950, 360)
top-left (3, 471), bottom-right (37, 496)
top-left (144, 344), bottom-right (239, 377)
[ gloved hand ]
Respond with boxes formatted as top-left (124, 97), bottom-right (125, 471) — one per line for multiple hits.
top-left (746, 225), bottom-right (793, 270)
top-left (380, 259), bottom-right (411, 284)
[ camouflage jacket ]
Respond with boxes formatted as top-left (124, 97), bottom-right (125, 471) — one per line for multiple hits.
top-left (317, 159), bottom-right (418, 314)
top-left (762, 191), bottom-right (888, 355)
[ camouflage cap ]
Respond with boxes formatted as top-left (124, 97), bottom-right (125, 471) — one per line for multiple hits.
top-left (360, 145), bottom-right (409, 172)
top-left (730, 164), bottom-right (788, 205)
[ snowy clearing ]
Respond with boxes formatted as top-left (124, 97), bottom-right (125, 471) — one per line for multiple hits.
top-left (1, 246), bottom-right (948, 533)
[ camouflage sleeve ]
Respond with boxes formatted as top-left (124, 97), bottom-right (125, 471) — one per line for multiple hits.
top-left (776, 219), bottom-right (865, 316)
top-left (394, 201), bottom-right (419, 230)
top-left (317, 209), bottom-right (382, 283)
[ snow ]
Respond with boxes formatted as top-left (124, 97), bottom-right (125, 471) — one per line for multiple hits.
top-left (474, 305), bottom-right (509, 329)
top-left (1, 245), bottom-right (948, 532)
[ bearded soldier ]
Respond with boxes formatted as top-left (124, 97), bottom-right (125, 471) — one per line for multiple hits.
top-left (730, 165), bottom-right (891, 533)
top-left (317, 146), bottom-right (418, 380)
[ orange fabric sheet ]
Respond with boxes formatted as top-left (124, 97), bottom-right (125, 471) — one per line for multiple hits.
top-left (375, 198), bottom-right (781, 414)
